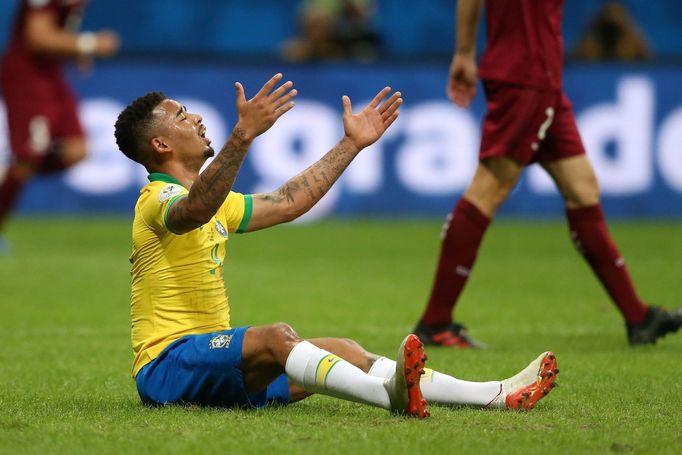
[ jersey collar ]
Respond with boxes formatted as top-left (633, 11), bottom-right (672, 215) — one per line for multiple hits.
top-left (148, 172), bottom-right (183, 186)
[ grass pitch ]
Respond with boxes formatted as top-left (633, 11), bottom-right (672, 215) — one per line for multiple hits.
top-left (0, 217), bottom-right (680, 454)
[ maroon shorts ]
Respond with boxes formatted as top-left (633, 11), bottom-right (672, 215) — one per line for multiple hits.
top-left (1, 69), bottom-right (84, 164)
top-left (479, 81), bottom-right (585, 165)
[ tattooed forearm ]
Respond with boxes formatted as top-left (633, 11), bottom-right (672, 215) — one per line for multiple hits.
top-left (278, 181), bottom-right (299, 204)
top-left (268, 137), bottom-right (358, 216)
top-left (172, 127), bottom-right (251, 230)
top-left (193, 130), bottom-right (248, 208)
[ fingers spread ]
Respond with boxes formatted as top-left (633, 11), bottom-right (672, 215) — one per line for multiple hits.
top-left (369, 86), bottom-right (391, 108)
top-left (256, 73), bottom-right (283, 98)
top-left (381, 95), bottom-right (402, 121)
top-left (383, 110), bottom-right (400, 129)
top-left (276, 101), bottom-right (296, 116)
top-left (274, 88), bottom-right (298, 109)
top-left (269, 80), bottom-right (294, 100)
top-left (379, 91), bottom-right (401, 115)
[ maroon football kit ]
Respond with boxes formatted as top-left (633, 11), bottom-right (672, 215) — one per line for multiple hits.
top-left (0, 0), bottom-right (86, 164)
top-left (477, 0), bottom-right (585, 164)
top-left (416, 0), bottom-right (657, 347)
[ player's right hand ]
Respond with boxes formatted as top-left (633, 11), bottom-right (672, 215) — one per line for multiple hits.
top-left (95, 30), bottom-right (120, 57)
top-left (234, 73), bottom-right (297, 141)
top-left (447, 53), bottom-right (477, 108)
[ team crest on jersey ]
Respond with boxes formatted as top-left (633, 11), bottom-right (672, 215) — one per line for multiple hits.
top-left (209, 334), bottom-right (233, 349)
top-left (215, 220), bottom-right (228, 238)
top-left (158, 184), bottom-right (183, 202)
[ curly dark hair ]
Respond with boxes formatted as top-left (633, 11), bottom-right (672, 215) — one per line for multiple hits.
top-left (114, 92), bottom-right (167, 165)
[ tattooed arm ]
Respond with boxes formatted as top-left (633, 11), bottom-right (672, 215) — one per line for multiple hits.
top-left (167, 73), bottom-right (297, 234)
top-left (245, 87), bottom-right (402, 232)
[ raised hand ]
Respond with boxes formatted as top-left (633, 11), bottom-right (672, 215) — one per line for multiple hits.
top-left (447, 53), bottom-right (477, 108)
top-left (234, 73), bottom-right (297, 140)
top-left (342, 87), bottom-right (402, 152)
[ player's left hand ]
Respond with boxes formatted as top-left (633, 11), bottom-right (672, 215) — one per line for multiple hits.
top-left (342, 87), bottom-right (402, 151)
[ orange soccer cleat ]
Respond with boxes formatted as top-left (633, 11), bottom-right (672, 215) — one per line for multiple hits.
top-left (503, 351), bottom-right (559, 411)
top-left (387, 334), bottom-right (430, 418)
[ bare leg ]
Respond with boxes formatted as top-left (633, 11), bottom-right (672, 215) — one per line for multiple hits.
top-left (541, 155), bottom-right (599, 208)
top-left (0, 159), bottom-right (39, 232)
top-left (464, 156), bottom-right (525, 217)
top-left (240, 323), bottom-right (303, 394)
top-left (0, 136), bottom-right (87, 233)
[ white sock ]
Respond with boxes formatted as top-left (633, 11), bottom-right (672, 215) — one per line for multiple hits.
top-left (368, 356), bottom-right (503, 407)
top-left (285, 341), bottom-right (392, 409)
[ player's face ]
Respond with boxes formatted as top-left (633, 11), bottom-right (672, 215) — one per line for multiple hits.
top-left (156, 99), bottom-right (215, 165)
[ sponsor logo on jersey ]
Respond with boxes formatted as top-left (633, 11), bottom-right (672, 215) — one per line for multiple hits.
top-left (158, 184), bottom-right (183, 203)
top-left (209, 334), bottom-right (233, 349)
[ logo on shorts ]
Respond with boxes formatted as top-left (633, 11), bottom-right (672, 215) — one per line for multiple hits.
top-left (159, 184), bottom-right (183, 202)
top-left (209, 334), bottom-right (233, 349)
top-left (215, 220), bottom-right (228, 238)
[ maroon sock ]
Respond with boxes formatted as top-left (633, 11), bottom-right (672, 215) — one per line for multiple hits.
top-left (0, 169), bottom-right (26, 231)
top-left (566, 204), bottom-right (648, 323)
top-left (420, 198), bottom-right (491, 326)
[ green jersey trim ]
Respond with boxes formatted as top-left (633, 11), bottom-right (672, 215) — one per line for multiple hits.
top-left (148, 172), bottom-right (184, 187)
top-left (163, 194), bottom-right (186, 234)
top-left (236, 194), bottom-right (253, 233)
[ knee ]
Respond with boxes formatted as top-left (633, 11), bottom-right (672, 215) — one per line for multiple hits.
top-left (71, 147), bottom-right (87, 164)
top-left (564, 174), bottom-right (600, 208)
top-left (250, 322), bottom-right (303, 367)
top-left (465, 161), bottom-right (521, 217)
top-left (490, 181), bottom-right (516, 207)
top-left (465, 179), bottom-right (515, 217)
top-left (62, 143), bottom-right (87, 166)
top-left (268, 322), bottom-right (303, 351)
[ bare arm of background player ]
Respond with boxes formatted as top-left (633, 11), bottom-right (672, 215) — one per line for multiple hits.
top-left (447, 0), bottom-right (484, 108)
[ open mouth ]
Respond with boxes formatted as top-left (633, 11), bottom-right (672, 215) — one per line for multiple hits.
top-left (199, 125), bottom-right (211, 144)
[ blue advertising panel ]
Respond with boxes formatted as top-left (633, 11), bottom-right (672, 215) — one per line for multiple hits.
top-left (1, 61), bottom-right (682, 219)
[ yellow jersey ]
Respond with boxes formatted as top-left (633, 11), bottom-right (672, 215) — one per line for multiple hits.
top-left (129, 172), bottom-right (252, 377)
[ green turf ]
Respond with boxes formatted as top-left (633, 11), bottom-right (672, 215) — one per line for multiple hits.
top-left (1, 217), bottom-right (680, 454)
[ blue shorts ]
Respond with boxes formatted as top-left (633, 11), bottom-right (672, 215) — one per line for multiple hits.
top-left (135, 326), bottom-right (290, 408)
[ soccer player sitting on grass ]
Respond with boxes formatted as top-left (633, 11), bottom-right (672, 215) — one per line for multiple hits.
top-left (113, 74), bottom-right (558, 416)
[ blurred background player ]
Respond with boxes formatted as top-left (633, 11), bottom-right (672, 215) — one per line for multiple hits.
top-left (282, 0), bottom-right (380, 62)
top-left (573, 2), bottom-right (652, 62)
top-left (0, 0), bottom-right (119, 251)
top-left (413, 0), bottom-right (682, 348)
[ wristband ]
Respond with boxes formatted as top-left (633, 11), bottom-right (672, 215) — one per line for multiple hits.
top-left (76, 32), bottom-right (97, 56)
